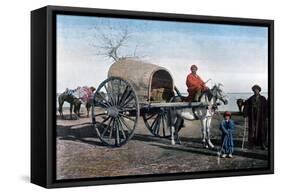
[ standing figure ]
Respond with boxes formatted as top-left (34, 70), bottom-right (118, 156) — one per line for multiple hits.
top-left (220, 111), bottom-right (235, 158)
top-left (186, 64), bottom-right (209, 102)
top-left (243, 85), bottom-right (268, 149)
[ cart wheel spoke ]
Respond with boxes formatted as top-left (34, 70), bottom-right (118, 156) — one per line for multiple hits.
top-left (119, 112), bottom-right (136, 122)
top-left (101, 117), bottom-right (113, 137)
top-left (116, 118), bottom-right (127, 140)
top-left (94, 92), bottom-right (111, 107)
top-left (151, 114), bottom-right (160, 133)
top-left (104, 83), bottom-right (115, 105)
top-left (115, 119), bottom-right (120, 146)
top-left (119, 107), bottom-right (137, 112)
top-left (109, 119), bottom-right (115, 139)
top-left (121, 95), bottom-right (135, 107)
top-left (119, 117), bottom-right (134, 133)
top-left (100, 116), bottom-right (110, 125)
top-left (161, 114), bottom-right (166, 137)
top-left (146, 113), bottom-right (157, 121)
top-left (118, 85), bottom-right (129, 104)
top-left (94, 112), bottom-right (107, 117)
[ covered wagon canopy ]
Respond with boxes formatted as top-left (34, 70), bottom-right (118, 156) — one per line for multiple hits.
top-left (108, 58), bottom-right (174, 103)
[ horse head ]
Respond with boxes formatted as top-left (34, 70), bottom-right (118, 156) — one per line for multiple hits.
top-left (210, 83), bottom-right (228, 106)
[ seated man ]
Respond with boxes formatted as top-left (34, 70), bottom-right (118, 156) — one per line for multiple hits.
top-left (186, 64), bottom-right (209, 102)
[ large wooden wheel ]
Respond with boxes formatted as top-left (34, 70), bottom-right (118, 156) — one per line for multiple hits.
top-left (92, 77), bottom-right (139, 147)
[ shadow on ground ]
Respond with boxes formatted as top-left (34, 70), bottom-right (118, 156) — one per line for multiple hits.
top-left (57, 123), bottom-right (268, 161)
top-left (57, 124), bottom-right (103, 146)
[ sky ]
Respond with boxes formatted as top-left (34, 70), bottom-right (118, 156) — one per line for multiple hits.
top-left (56, 14), bottom-right (268, 93)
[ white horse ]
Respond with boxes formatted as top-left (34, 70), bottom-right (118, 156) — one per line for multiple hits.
top-left (171, 84), bottom-right (228, 148)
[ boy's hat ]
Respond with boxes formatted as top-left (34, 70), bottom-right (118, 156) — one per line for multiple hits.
top-left (224, 111), bottom-right (231, 117)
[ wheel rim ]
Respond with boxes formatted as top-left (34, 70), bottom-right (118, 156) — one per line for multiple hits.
top-left (92, 77), bottom-right (139, 147)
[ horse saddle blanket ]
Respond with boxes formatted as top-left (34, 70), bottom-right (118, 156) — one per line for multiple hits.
top-left (70, 87), bottom-right (93, 104)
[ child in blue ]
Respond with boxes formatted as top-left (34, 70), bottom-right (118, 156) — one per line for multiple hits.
top-left (220, 111), bottom-right (235, 158)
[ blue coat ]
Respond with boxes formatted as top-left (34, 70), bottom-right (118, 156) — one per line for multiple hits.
top-left (220, 119), bottom-right (235, 154)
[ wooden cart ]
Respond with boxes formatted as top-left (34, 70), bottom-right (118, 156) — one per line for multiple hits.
top-left (92, 58), bottom-right (205, 147)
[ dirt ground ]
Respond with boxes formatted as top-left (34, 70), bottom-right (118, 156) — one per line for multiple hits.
top-left (56, 108), bottom-right (268, 180)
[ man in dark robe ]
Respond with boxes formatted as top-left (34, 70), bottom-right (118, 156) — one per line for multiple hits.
top-left (243, 85), bottom-right (268, 149)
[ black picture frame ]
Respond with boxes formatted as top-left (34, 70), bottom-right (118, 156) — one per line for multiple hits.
top-left (31, 5), bottom-right (274, 188)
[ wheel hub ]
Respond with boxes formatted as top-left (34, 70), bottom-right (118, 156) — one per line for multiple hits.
top-left (106, 106), bottom-right (119, 118)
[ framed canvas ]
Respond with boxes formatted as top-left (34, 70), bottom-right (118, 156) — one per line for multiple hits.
top-left (31, 5), bottom-right (274, 188)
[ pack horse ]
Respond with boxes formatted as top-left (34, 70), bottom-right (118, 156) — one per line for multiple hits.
top-left (58, 86), bottom-right (95, 119)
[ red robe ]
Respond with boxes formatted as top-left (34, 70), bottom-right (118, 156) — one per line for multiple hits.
top-left (186, 73), bottom-right (207, 101)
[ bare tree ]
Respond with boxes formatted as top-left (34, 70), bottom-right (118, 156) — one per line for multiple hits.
top-left (91, 23), bottom-right (145, 62)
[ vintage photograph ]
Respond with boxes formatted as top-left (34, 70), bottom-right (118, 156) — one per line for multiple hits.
top-left (56, 14), bottom-right (270, 180)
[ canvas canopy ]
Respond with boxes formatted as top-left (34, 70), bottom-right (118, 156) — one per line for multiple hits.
top-left (108, 58), bottom-right (174, 103)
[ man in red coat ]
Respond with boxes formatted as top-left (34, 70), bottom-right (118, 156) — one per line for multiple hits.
top-left (186, 64), bottom-right (209, 102)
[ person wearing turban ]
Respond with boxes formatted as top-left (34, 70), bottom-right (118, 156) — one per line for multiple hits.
top-left (243, 84), bottom-right (268, 149)
top-left (186, 64), bottom-right (209, 102)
